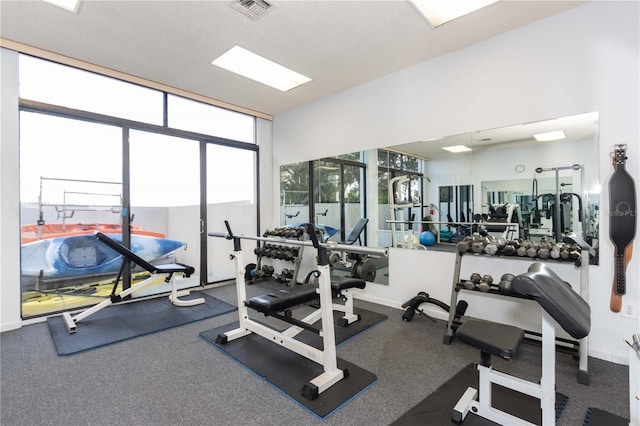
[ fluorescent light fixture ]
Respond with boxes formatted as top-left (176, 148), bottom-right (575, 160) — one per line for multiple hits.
top-left (43, 0), bottom-right (80, 13)
top-left (534, 130), bottom-right (566, 142)
top-left (442, 145), bottom-right (472, 153)
top-left (409, 0), bottom-right (499, 28)
top-left (211, 46), bottom-right (311, 92)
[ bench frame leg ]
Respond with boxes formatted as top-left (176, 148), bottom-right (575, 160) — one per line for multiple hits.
top-left (62, 272), bottom-right (204, 334)
top-left (453, 310), bottom-right (556, 425)
top-left (333, 288), bottom-right (361, 326)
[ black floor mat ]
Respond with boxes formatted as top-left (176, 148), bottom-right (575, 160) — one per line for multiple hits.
top-left (391, 363), bottom-right (569, 425)
top-left (298, 307), bottom-right (387, 347)
top-left (199, 322), bottom-right (377, 419)
top-left (48, 292), bottom-right (236, 355)
top-left (583, 407), bottom-right (629, 426)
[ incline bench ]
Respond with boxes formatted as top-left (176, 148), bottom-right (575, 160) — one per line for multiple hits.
top-left (62, 231), bottom-right (204, 333)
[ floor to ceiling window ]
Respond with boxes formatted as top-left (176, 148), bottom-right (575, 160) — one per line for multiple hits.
top-left (128, 130), bottom-right (201, 297)
top-left (19, 113), bottom-right (124, 317)
top-left (206, 144), bottom-right (257, 282)
top-left (18, 54), bottom-right (258, 318)
top-left (378, 149), bottom-right (425, 247)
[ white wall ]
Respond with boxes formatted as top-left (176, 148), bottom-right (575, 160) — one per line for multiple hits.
top-left (273, 2), bottom-right (639, 364)
top-left (0, 49), bottom-right (21, 331)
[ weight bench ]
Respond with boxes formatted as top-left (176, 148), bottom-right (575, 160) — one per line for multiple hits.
top-left (246, 275), bottom-right (367, 329)
top-left (62, 231), bottom-right (204, 334)
top-left (211, 222), bottom-right (355, 400)
top-left (452, 262), bottom-right (590, 425)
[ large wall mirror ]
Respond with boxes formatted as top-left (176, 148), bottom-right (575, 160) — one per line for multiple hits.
top-left (279, 111), bottom-right (600, 284)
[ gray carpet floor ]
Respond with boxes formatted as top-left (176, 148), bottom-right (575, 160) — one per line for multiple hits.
top-left (1, 280), bottom-right (629, 426)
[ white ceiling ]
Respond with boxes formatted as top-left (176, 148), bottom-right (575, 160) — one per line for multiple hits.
top-left (0, 0), bottom-right (586, 117)
top-left (390, 111), bottom-right (600, 160)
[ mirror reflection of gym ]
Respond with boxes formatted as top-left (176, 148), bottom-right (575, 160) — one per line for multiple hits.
top-left (278, 111), bottom-right (600, 274)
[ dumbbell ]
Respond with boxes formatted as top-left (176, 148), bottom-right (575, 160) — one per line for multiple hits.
top-left (471, 238), bottom-right (486, 254)
top-left (484, 241), bottom-right (498, 256)
top-left (550, 244), bottom-right (562, 259)
top-left (502, 243), bottom-right (517, 256)
top-left (462, 272), bottom-right (481, 290)
top-left (537, 242), bottom-right (551, 259)
top-left (516, 241), bottom-right (531, 257)
top-left (478, 274), bottom-right (493, 292)
top-left (498, 273), bottom-right (516, 295)
top-left (456, 236), bottom-right (473, 253)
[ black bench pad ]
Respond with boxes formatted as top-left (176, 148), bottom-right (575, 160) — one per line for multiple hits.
top-left (512, 263), bottom-right (590, 339)
top-left (456, 319), bottom-right (524, 360)
top-left (154, 263), bottom-right (195, 275)
top-left (331, 275), bottom-right (366, 291)
top-left (245, 286), bottom-right (318, 314)
top-left (245, 277), bottom-right (366, 315)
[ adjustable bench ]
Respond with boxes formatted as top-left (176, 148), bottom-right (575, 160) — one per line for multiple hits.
top-left (452, 262), bottom-right (590, 425)
top-left (62, 232), bottom-right (204, 333)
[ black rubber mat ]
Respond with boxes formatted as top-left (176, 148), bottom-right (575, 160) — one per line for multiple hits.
top-left (48, 292), bottom-right (236, 355)
top-left (199, 322), bottom-right (377, 419)
top-left (297, 307), bottom-right (387, 347)
top-left (583, 407), bottom-right (629, 426)
top-left (391, 363), bottom-right (569, 425)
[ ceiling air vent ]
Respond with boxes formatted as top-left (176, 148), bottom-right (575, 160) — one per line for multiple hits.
top-left (230, 0), bottom-right (273, 20)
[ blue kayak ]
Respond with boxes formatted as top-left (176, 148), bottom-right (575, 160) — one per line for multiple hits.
top-left (21, 233), bottom-right (185, 280)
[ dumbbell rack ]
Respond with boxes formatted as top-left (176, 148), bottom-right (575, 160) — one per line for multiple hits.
top-left (443, 250), bottom-right (590, 385)
top-left (249, 227), bottom-right (307, 286)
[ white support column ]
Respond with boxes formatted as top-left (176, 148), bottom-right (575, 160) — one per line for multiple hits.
top-left (540, 310), bottom-right (557, 426)
top-left (629, 344), bottom-right (639, 426)
top-left (317, 263), bottom-right (339, 375)
top-left (233, 248), bottom-right (250, 331)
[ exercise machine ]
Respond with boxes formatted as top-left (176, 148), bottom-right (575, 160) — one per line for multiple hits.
top-left (62, 231), bottom-right (204, 334)
top-left (401, 291), bottom-right (468, 323)
top-left (208, 221), bottom-right (387, 399)
top-left (452, 262), bottom-right (590, 425)
top-left (389, 175), bottom-right (429, 249)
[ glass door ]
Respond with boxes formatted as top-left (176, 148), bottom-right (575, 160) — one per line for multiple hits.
top-left (343, 164), bottom-right (366, 242)
top-left (313, 160), bottom-right (366, 243)
top-left (128, 130), bottom-right (201, 295)
top-left (314, 160), bottom-right (341, 241)
top-left (206, 143), bottom-right (257, 283)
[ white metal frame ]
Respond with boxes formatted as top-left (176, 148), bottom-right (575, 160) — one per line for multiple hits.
top-left (223, 244), bottom-right (344, 398)
top-left (211, 226), bottom-right (387, 399)
top-left (62, 270), bottom-right (204, 334)
top-left (453, 310), bottom-right (557, 425)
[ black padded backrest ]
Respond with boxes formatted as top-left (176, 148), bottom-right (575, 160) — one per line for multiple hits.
top-left (94, 232), bottom-right (158, 273)
top-left (345, 217), bottom-right (369, 244)
top-left (512, 263), bottom-right (590, 339)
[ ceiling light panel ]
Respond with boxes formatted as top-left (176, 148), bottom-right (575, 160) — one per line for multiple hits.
top-left (211, 46), bottom-right (311, 92)
top-left (534, 130), bottom-right (566, 142)
top-left (42, 0), bottom-right (80, 13)
top-left (409, 0), bottom-right (499, 28)
top-left (230, 0), bottom-right (273, 20)
top-left (442, 145), bottom-right (472, 153)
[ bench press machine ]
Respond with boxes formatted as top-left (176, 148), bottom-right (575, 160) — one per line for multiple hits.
top-left (452, 263), bottom-right (591, 425)
top-left (62, 231), bottom-right (204, 334)
top-left (208, 221), bottom-right (386, 400)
